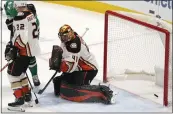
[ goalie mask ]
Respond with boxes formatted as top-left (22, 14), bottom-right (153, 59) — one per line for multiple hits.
top-left (58, 24), bottom-right (75, 43)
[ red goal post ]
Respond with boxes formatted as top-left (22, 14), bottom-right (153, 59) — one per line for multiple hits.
top-left (103, 10), bottom-right (171, 106)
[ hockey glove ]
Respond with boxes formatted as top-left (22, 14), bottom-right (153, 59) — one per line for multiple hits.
top-left (49, 45), bottom-right (63, 72)
top-left (5, 41), bottom-right (18, 61)
top-left (5, 19), bottom-right (13, 31)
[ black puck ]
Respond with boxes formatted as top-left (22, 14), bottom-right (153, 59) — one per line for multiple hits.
top-left (35, 99), bottom-right (39, 104)
top-left (154, 94), bottom-right (158, 97)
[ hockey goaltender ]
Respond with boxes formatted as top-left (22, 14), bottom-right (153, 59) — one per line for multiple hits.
top-left (49, 24), bottom-right (117, 104)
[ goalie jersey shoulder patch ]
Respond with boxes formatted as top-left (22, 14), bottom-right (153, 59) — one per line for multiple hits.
top-left (65, 37), bottom-right (81, 53)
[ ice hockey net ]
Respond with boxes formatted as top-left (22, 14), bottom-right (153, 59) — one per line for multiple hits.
top-left (103, 10), bottom-right (172, 106)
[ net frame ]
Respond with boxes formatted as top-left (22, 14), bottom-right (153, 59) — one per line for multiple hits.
top-left (103, 10), bottom-right (170, 106)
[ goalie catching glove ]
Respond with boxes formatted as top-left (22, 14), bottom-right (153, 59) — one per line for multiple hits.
top-left (5, 41), bottom-right (18, 61)
top-left (49, 45), bottom-right (63, 72)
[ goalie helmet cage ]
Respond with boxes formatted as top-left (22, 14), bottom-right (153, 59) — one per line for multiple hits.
top-left (103, 10), bottom-right (170, 106)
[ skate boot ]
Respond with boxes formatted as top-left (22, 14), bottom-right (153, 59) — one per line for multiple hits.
top-left (32, 75), bottom-right (41, 86)
top-left (100, 85), bottom-right (116, 104)
top-left (24, 90), bottom-right (33, 107)
top-left (8, 97), bottom-right (25, 112)
top-left (25, 91), bottom-right (32, 102)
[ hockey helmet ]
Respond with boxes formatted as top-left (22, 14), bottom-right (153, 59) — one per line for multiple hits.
top-left (58, 24), bottom-right (75, 43)
top-left (4, 0), bottom-right (18, 18)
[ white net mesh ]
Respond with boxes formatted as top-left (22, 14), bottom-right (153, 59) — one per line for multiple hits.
top-left (105, 11), bottom-right (172, 106)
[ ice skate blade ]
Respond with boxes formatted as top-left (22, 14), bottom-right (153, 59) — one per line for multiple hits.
top-left (7, 106), bottom-right (25, 112)
top-left (24, 101), bottom-right (33, 107)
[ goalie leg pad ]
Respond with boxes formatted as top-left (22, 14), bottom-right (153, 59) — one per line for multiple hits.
top-left (60, 81), bottom-right (109, 103)
top-left (53, 76), bottom-right (62, 96)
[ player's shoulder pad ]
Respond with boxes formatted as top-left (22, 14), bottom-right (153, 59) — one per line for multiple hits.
top-left (14, 11), bottom-right (32, 21)
top-left (65, 35), bottom-right (81, 53)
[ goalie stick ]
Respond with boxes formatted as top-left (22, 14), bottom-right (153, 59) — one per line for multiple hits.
top-left (81, 28), bottom-right (89, 37)
top-left (37, 71), bottom-right (58, 94)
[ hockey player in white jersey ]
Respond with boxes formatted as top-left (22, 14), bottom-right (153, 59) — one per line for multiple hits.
top-left (4, 0), bottom-right (41, 87)
top-left (50, 24), bottom-right (116, 104)
top-left (4, 1), bottom-right (41, 110)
